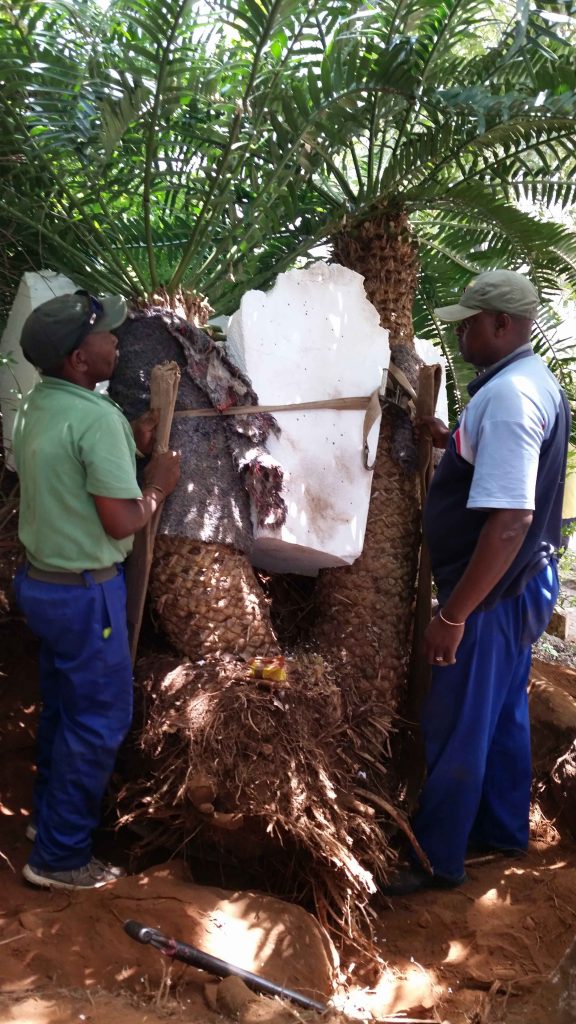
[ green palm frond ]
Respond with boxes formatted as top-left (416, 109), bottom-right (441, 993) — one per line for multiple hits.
top-left (1, 0), bottom-right (576, 333)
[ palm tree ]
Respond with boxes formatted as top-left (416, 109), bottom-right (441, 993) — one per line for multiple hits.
top-left (299, 1), bottom-right (576, 699)
top-left (2, 0), bottom-right (576, 748)
top-left (0, 0), bottom-right (397, 306)
top-left (3, 0), bottom-right (576, 671)
top-left (3, 1), bottom-right (573, 305)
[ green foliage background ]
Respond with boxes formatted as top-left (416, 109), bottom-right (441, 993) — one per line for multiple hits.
top-left (1, 0), bottom-right (576, 407)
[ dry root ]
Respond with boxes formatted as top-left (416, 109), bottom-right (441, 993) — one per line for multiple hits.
top-left (0, 480), bottom-right (22, 620)
top-left (529, 801), bottom-right (560, 845)
top-left (118, 650), bottom-right (410, 965)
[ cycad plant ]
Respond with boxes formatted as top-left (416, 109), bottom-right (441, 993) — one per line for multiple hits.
top-left (0, 0), bottom-right (413, 310)
top-left (2, 0), bottom-right (576, 737)
top-left (3, 2), bottom-right (574, 308)
top-left (2, 0), bottom-right (576, 664)
top-left (2, 0), bottom-right (576, 942)
top-left (304, 0), bottom-right (576, 694)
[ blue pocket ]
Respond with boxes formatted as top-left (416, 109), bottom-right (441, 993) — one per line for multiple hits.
top-left (521, 562), bottom-right (559, 647)
top-left (98, 573), bottom-right (131, 667)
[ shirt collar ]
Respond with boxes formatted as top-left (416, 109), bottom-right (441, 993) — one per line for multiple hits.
top-left (468, 343), bottom-right (534, 397)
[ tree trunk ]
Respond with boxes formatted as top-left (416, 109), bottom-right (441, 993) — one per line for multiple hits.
top-left (111, 280), bottom-right (418, 951)
top-left (110, 312), bottom-right (279, 663)
top-left (313, 211), bottom-right (422, 707)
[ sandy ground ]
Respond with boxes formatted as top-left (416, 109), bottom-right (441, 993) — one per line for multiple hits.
top-left (1, 618), bottom-right (575, 1024)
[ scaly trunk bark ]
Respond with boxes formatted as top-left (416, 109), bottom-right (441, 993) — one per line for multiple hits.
top-left (313, 211), bottom-right (422, 708)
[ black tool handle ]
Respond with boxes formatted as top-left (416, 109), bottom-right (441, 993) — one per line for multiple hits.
top-left (124, 919), bottom-right (327, 1013)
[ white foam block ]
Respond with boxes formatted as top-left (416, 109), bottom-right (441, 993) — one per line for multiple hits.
top-left (1, 271), bottom-right (76, 469)
top-left (227, 263), bottom-right (390, 575)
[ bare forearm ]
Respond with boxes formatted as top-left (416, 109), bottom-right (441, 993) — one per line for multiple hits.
top-left (442, 508), bottom-right (533, 622)
top-left (424, 508), bottom-right (533, 666)
top-left (93, 486), bottom-right (165, 540)
top-left (93, 450), bottom-right (180, 541)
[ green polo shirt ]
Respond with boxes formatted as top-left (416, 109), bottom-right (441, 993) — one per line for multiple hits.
top-left (13, 377), bottom-right (142, 571)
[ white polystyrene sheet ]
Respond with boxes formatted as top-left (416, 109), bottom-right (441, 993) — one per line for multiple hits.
top-left (414, 337), bottom-right (449, 426)
top-left (0, 271), bottom-right (76, 469)
top-left (227, 262), bottom-right (390, 575)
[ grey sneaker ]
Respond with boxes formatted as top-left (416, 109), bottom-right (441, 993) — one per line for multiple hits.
top-left (23, 858), bottom-right (126, 890)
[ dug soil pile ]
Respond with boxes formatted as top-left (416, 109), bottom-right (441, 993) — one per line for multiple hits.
top-left (2, 617), bottom-right (576, 1024)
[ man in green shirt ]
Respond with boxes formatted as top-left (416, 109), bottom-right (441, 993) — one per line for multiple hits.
top-left (12, 290), bottom-right (180, 890)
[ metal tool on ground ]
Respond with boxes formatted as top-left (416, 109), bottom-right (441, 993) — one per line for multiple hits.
top-left (123, 919), bottom-right (328, 1013)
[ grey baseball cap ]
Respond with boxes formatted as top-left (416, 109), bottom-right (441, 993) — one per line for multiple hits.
top-left (21, 289), bottom-right (127, 368)
top-left (434, 270), bottom-right (539, 322)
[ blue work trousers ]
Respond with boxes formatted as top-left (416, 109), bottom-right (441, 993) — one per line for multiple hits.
top-left (412, 562), bottom-right (558, 881)
top-left (14, 566), bottom-right (133, 870)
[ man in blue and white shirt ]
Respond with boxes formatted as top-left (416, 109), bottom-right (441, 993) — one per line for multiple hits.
top-left (386, 270), bottom-right (571, 895)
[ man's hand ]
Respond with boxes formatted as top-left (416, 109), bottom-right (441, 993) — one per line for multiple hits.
top-left (424, 613), bottom-right (465, 666)
top-left (415, 415), bottom-right (450, 450)
top-left (143, 450), bottom-right (181, 497)
top-left (131, 409), bottom-right (160, 456)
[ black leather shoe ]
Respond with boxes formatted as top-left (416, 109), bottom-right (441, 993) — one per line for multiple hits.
top-left (381, 866), bottom-right (468, 896)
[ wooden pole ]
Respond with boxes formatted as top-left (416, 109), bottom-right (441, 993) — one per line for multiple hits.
top-left (125, 360), bottom-right (181, 663)
top-left (403, 362), bottom-right (442, 810)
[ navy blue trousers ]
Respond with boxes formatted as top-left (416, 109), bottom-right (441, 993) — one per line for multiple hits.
top-left (14, 567), bottom-right (133, 870)
top-left (413, 562), bottom-right (558, 881)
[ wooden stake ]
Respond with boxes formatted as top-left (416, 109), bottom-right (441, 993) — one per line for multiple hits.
top-left (125, 361), bottom-right (181, 663)
top-left (403, 362), bottom-right (442, 810)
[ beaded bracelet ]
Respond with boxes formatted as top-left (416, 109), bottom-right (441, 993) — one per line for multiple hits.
top-left (439, 609), bottom-right (466, 628)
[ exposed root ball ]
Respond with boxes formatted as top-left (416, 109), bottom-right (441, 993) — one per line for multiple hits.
top-left (119, 651), bottom-right (405, 961)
